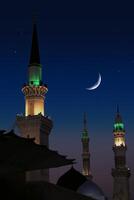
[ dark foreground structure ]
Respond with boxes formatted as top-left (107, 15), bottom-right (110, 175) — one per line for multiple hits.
top-left (0, 130), bottom-right (95, 200)
top-left (0, 130), bottom-right (74, 173)
top-left (0, 181), bottom-right (95, 200)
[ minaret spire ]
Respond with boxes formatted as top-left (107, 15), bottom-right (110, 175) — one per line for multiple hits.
top-left (115, 104), bottom-right (123, 124)
top-left (112, 107), bottom-right (130, 200)
top-left (29, 22), bottom-right (40, 65)
top-left (117, 104), bottom-right (119, 114)
top-left (83, 112), bottom-right (87, 130)
top-left (81, 113), bottom-right (92, 179)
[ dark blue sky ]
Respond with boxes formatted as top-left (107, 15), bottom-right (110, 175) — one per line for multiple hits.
top-left (0, 0), bottom-right (134, 199)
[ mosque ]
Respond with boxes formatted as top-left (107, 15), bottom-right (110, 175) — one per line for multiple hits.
top-left (15, 22), bottom-right (131, 200)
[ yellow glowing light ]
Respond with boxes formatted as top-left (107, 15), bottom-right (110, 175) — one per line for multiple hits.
top-left (25, 97), bottom-right (44, 116)
top-left (82, 169), bottom-right (89, 176)
top-left (114, 137), bottom-right (125, 147)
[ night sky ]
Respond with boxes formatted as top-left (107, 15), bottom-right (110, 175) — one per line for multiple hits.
top-left (0, 0), bottom-right (134, 199)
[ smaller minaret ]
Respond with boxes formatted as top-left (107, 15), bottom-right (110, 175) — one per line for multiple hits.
top-left (81, 113), bottom-right (92, 179)
top-left (112, 106), bottom-right (130, 200)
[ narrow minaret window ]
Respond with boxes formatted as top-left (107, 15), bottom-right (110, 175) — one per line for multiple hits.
top-left (22, 23), bottom-right (48, 116)
top-left (112, 106), bottom-right (130, 200)
top-left (81, 113), bottom-right (92, 179)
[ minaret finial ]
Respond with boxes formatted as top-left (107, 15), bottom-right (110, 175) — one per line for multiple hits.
top-left (117, 104), bottom-right (119, 114)
top-left (83, 112), bottom-right (87, 130)
top-left (32, 12), bottom-right (38, 25)
top-left (115, 105), bottom-right (122, 123)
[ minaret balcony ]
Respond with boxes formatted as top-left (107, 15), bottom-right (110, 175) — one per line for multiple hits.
top-left (22, 85), bottom-right (48, 97)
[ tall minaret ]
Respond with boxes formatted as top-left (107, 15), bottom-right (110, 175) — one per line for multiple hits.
top-left (24, 22), bottom-right (46, 117)
top-left (81, 113), bottom-right (92, 179)
top-left (16, 22), bottom-right (53, 181)
top-left (112, 106), bottom-right (130, 200)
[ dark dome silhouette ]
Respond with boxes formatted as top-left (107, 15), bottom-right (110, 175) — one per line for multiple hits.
top-left (57, 167), bottom-right (106, 200)
top-left (57, 167), bottom-right (86, 191)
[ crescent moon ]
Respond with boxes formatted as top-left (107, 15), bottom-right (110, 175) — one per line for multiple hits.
top-left (86, 73), bottom-right (101, 90)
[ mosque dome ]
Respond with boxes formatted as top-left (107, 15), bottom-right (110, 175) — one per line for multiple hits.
top-left (77, 180), bottom-right (106, 200)
top-left (57, 167), bottom-right (86, 190)
top-left (57, 167), bottom-right (106, 200)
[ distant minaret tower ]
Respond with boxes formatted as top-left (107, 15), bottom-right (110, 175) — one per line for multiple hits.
top-left (16, 22), bottom-right (53, 182)
top-left (81, 113), bottom-right (92, 179)
top-left (112, 106), bottom-right (130, 200)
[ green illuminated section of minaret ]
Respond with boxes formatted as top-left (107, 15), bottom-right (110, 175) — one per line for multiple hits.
top-left (82, 113), bottom-right (89, 139)
top-left (114, 105), bottom-right (125, 132)
top-left (114, 123), bottom-right (124, 131)
top-left (82, 129), bottom-right (89, 139)
top-left (29, 65), bottom-right (42, 86)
